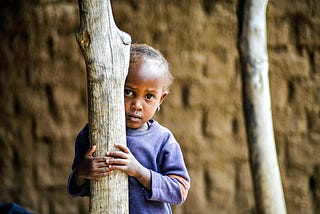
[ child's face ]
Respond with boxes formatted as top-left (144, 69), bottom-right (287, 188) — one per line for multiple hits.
top-left (124, 60), bottom-right (167, 129)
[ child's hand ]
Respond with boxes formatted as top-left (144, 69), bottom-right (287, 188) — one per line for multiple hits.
top-left (75, 145), bottom-right (114, 180)
top-left (106, 144), bottom-right (151, 189)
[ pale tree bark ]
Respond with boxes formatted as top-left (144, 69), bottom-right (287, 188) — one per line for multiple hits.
top-left (239, 0), bottom-right (286, 213)
top-left (76, 0), bottom-right (131, 213)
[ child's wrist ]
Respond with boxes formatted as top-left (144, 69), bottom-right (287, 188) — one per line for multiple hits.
top-left (135, 166), bottom-right (151, 190)
top-left (73, 168), bottom-right (86, 186)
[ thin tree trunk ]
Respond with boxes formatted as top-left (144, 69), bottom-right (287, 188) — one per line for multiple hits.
top-left (239, 0), bottom-right (286, 213)
top-left (76, 0), bottom-right (131, 213)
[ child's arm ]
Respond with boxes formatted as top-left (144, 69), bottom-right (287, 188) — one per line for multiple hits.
top-left (146, 140), bottom-right (190, 205)
top-left (68, 145), bottom-right (114, 196)
top-left (106, 142), bottom-right (190, 205)
top-left (67, 124), bottom-right (113, 196)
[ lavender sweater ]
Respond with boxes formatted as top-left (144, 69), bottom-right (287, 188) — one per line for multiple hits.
top-left (68, 120), bottom-right (190, 214)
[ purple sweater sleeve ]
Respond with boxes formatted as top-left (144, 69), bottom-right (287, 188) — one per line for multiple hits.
top-left (145, 134), bottom-right (190, 205)
top-left (67, 124), bottom-right (90, 197)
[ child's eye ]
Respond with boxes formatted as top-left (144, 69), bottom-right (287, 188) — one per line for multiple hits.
top-left (124, 89), bottom-right (133, 96)
top-left (145, 94), bottom-right (154, 100)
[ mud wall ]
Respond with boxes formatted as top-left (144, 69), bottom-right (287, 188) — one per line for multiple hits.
top-left (0, 0), bottom-right (319, 213)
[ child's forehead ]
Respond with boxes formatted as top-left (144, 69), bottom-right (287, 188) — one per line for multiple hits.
top-left (127, 70), bottom-right (164, 85)
top-left (126, 68), bottom-right (164, 89)
top-left (125, 72), bottom-right (165, 93)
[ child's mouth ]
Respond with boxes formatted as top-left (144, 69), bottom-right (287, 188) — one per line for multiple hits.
top-left (127, 114), bottom-right (142, 122)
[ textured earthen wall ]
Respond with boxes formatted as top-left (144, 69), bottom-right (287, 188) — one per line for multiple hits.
top-left (0, 0), bottom-right (319, 213)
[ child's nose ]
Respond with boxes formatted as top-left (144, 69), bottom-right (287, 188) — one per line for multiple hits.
top-left (131, 99), bottom-right (143, 111)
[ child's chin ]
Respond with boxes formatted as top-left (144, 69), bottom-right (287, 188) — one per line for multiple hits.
top-left (126, 122), bottom-right (142, 129)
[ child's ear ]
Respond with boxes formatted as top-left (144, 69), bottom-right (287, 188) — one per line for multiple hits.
top-left (159, 92), bottom-right (168, 104)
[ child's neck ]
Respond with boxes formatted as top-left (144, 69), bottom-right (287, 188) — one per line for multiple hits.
top-left (137, 122), bottom-right (149, 131)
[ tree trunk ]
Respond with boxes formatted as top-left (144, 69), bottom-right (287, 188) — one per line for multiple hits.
top-left (76, 0), bottom-right (131, 213)
top-left (239, 0), bottom-right (286, 213)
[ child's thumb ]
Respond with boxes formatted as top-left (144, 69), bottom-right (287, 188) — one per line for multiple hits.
top-left (87, 145), bottom-right (96, 158)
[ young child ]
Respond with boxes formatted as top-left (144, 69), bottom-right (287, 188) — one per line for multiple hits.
top-left (68, 44), bottom-right (190, 213)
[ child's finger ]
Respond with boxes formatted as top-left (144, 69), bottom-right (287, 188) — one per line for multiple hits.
top-left (87, 145), bottom-right (96, 157)
top-left (93, 157), bottom-right (110, 164)
top-left (114, 143), bottom-right (130, 154)
top-left (106, 150), bottom-right (127, 159)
